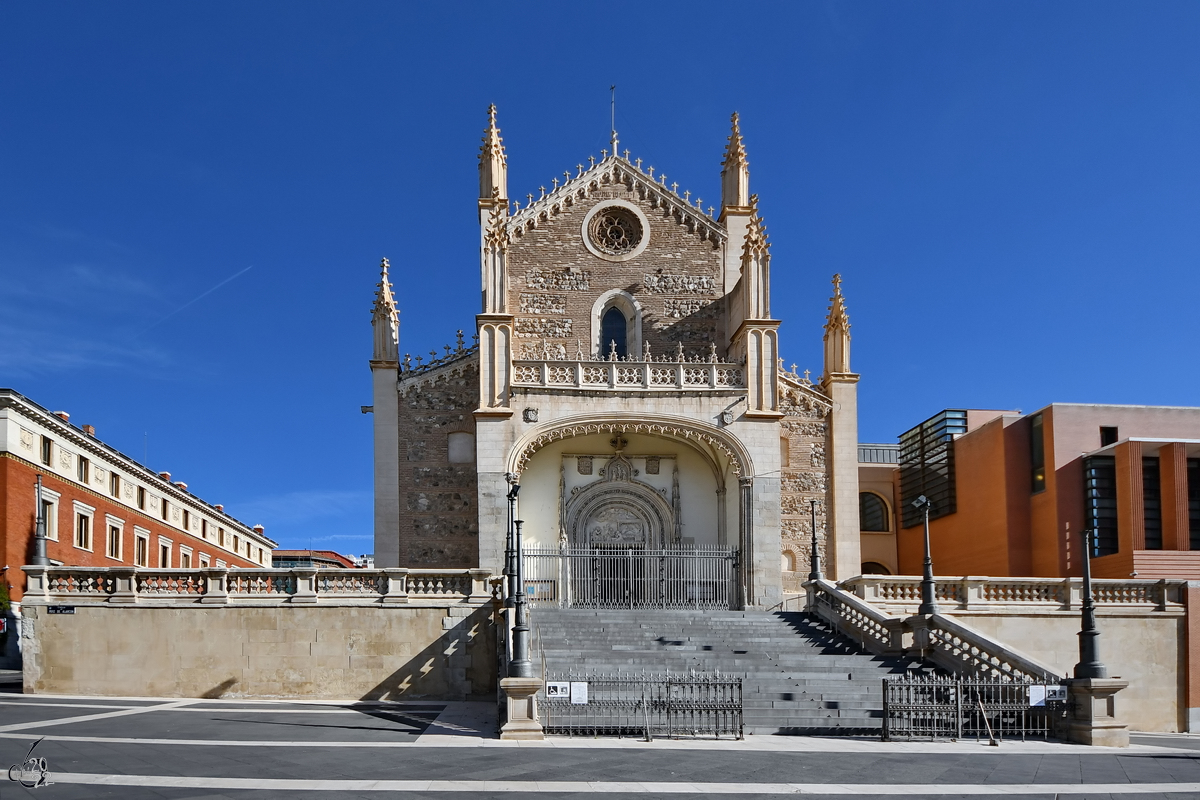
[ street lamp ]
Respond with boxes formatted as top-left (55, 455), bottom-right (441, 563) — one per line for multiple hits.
top-left (807, 499), bottom-right (822, 581)
top-left (509, 519), bottom-right (533, 678)
top-left (31, 475), bottom-right (49, 567)
top-left (1074, 528), bottom-right (1107, 679)
top-left (504, 478), bottom-right (520, 606)
top-left (912, 494), bottom-right (938, 615)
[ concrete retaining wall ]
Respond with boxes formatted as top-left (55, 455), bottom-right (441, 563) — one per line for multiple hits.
top-left (20, 603), bottom-right (496, 700)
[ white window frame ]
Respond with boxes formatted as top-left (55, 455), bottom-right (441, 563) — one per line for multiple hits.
top-left (198, 553), bottom-right (210, 568)
top-left (133, 526), bottom-right (151, 567)
top-left (104, 514), bottom-right (124, 561)
top-left (36, 486), bottom-right (61, 542)
top-left (215, 559), bottom-right (227, 568)
top-left (77, 455), bottom-right (90, 484)
top-left (179, 545), bottom-right (193, 569)
top-left (72, 500), bottom-right (96, 552)
top-left (157, 536), bottom-right (173, 569)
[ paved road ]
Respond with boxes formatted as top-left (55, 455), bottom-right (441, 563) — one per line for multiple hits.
top-left (0, 694), bottom-right (1197, 798)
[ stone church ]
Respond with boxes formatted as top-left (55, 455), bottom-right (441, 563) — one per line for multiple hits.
top-left (369, 108), bottom-right (861, 608)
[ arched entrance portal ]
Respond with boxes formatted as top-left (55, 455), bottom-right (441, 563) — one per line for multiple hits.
top-left (509, 419), bottom-right (752, 610)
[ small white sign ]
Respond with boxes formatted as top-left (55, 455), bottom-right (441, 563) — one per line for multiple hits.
top-left (1029, 685), bottom-right (1046, 707)
top-left (570, 681), bottom-right (588, 705)
top-left (545, 681), bottom-right (569, 698)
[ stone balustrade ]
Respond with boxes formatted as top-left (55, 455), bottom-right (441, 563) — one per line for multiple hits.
top-left (22, 566), bottom-right (494, 607)
top-left (841, 575), bottom-right (1185, 614)
top-left (511, 359), bottom-right (745, 391)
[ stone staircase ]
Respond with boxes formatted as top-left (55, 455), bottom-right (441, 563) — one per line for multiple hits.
top-left (532, 608), bottom-right (919, 735)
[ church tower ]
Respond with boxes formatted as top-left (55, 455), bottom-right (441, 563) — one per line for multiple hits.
top-left (371, 108), bottom-right (865, 604)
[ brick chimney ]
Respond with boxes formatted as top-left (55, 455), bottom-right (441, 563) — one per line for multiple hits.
top-left (53, 411), bottom-right (69, 422)
top-left (158, 472), bottom-right (171, 481)
top-left (82, 424), bottom-right (96, 436)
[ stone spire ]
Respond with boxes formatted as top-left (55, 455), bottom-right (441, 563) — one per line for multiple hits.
top-left (739, 195), bottom-right (770, 319)
top-left (479, 104), bottom-right (508, 202)
top-left (721, 112), bottom-right (750, 212)
top-left (481, 190), bottom-right (509, 314)
top-left (823, 273), bottom-right (851, 378)
top-left (371, 257), bottom-right (399, 364)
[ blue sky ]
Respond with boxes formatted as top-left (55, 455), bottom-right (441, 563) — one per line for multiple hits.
top-left (2, 2), bottom-right (1198, 554)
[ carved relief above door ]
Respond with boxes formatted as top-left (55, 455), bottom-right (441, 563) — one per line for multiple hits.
top-left (564, 452), bottom-right (675, 549)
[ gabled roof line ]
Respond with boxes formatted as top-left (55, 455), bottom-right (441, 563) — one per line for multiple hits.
top-left (508, 155), bottom-right (726, 243)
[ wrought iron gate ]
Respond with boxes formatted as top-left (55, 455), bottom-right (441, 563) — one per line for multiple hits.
top-left (882, 674), bottom-right (1067, 741)
top-left (523, 546), bottom-right (738, 610)
top-left (539, 672), bottom-right (743, 739)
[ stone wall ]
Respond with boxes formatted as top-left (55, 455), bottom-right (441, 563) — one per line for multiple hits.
top-left (507, 176), bottom-right (726, 360)
top-left (779, 383), bottom-right (833, 593)
top-left (397, 360), bottom-right (480, 567)
top-left (21, 602), bottom-right (496, 700)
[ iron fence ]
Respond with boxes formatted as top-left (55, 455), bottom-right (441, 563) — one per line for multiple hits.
top-left (882, 673), bottom-right (1067, 742)
top-left (539, 672), bottom-right (743, 740)
top-left (523, 546), bottom-right (738, 610)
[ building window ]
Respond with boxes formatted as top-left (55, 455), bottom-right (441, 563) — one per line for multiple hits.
top-left (600, 306), bottom-right (627, 359)
top-left (161, 497), bottom-right (169, 521)
top-left (201, 519), bottom-right (208, 539)
top-left (183, 509), bottom-right (190, 530)
top-left (38, 489), bottom-right (60, 541)
top-left (1083, 456), bottom-right (1118, 557)
top-left (233, 535), bottom-right (240, 554)
top-left (1100, 426), bottom-right (1119, 447)
top-left (1030, 413), bottom-right (1046, 493)
top-left (199, 554), bottom-right (210, 568)
top-left (859, 492), bottom-right (890, 532)
top-left (899, 410), bottom-right (968, 528)
top-left (180, 549), bottom-right (191, 569)
top-left (134, 533), bottom-right (149, 567)
top-left (75, 511), bottom-right (91, 550)
top-left (40, 436), bottom-right (52, 466)
top-left (218, 528), bottom-right (225, 547)
top-left (110, 473), bottom-right (120, 497)
top-left (107, 524), bottom-right (122, 559)
top-left (137, 487), bottom-right (146, 510)
top-left (1143, 457), bottom-right (1162, 550)
top-left (77, 456), bottom-right (90, 483)
top-left (159, 540), bottom-right (171, 568)
top-left (1188, 459), bottom-right (1200, 551)
top-left (257, 547), bottom-right (264, 564)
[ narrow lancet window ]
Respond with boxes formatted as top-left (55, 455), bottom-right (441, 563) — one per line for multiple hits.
top-left (601, 306), bottom-right (627, 359)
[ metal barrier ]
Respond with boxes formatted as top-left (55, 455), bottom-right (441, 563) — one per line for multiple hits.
top-left (882, 674), bottom-right (1067, 742)
top-left (539, 672), bottom-right (743, 740)
top-left (523, 546), bottom-right (739, 610)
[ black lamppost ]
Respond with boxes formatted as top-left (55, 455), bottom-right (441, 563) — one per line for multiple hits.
top-left (912, 494), bottom-right (938, 615)
top-left (1074, 528), bottom-right (1107, 679)
top-left (807, 499), bottom-right (822, 581)
top-left (31, 475), bottom-right (49, 567)
top-left (509, 519), bottom-right (533, 678)
top-left (504, 478), bottom-right (520, 606)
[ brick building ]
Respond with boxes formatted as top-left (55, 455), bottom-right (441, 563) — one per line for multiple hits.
top-left (368, 109), bottom-right (866, 608)
top-left (1, 388), bottom-right (276, 607)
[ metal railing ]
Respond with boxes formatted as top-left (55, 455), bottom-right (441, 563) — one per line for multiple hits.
top-left (523, 546), bottom-right (739, 610)
top-left (22, 565), bottom-right (494, 606)
top-left (883, 674), bottom-right (1067, 742)
top-left (539, 672), bottom-right (743, 740)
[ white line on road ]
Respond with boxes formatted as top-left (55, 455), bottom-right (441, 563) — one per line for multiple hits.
top-left (44, 773), bottom-right (1200, 794)
top-left (0, 700), bottom-right (196, 733)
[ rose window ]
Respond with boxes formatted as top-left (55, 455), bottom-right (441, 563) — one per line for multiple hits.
top-left (588, 208), bottom-right (643, 256)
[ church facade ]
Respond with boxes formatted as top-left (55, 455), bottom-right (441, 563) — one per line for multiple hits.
top-left (370, 109), bottom-right (862, 608)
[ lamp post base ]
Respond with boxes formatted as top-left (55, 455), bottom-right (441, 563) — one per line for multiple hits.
top-left (499, 676), bottom-right (544, 740)
top-left (1066, 678), bottom-right (1129, 747)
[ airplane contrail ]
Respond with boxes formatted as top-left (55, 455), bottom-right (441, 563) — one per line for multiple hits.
top-left (134, 265), bottom-right (253, 338)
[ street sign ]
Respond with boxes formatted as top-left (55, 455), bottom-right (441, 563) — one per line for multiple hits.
top-left (46, 606), bottom-right (75, 615)
top-left (545, 681), bottom-right (569, 698)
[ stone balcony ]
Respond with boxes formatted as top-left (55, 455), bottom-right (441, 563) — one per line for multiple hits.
top-left (511, 358), bottom-right (745, 392)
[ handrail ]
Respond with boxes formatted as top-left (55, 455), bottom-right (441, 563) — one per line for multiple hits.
top-left (22, 565), bottom-right (494, 606)
top-left (805, 578), bottom-right (1063, 681)
top-left (842, 575), bottom-right (1183, 613)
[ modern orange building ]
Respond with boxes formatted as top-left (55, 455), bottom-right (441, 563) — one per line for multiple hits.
top-left (883, 404), bottom-right (1200, 580)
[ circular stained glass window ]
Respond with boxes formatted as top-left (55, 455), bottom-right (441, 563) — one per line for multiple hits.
top-left (588, 207), bottom-right (643, 256)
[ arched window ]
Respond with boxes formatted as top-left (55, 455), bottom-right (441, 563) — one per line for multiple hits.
top-left (861, 561), bottom-right (892, 575)
top-left (859, 492), bottom-right (889, 532)
top-left (781, 551), bottom-right (796, 572)
top-left (601, 306), bottom-right (627, 359)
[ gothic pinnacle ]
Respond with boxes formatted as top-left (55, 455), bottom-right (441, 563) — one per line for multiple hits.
top-left (478, 104), bottom-right (508, 201)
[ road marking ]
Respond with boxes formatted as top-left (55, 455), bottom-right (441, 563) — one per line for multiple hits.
top-left (0, 700), bottom-right (196, 733)
top-left (44, 774), bottom-right (1200, 794)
